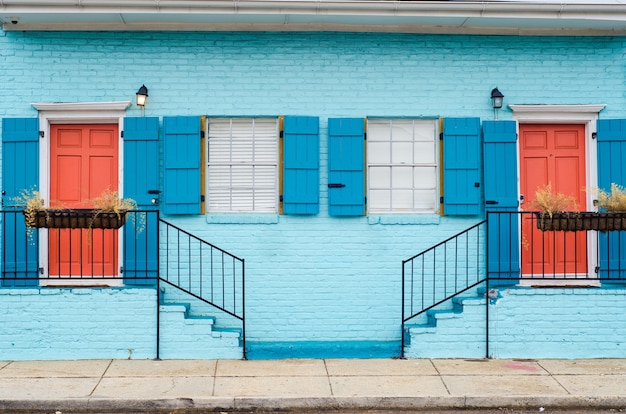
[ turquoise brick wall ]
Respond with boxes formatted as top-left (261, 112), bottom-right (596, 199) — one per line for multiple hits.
top-left (1, 31), bottom-right (626, 359)
top-left (0, 288), bottom-right (157, 360)
top-left (405, 287), bottom-right (626, 359)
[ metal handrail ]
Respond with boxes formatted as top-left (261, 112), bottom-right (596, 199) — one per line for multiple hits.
top-left (158, 218), bottom-right (246, 358)
top-left (402, 219), bottom-right (487, 322)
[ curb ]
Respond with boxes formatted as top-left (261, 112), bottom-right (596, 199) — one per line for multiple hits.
top-left (2, 395), bottom-right (626, 413)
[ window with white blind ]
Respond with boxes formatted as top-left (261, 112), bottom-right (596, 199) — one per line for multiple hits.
top-left (367, 119), bottom-right (438, 213)
top-left (206, 118), bottom-right (279, 213)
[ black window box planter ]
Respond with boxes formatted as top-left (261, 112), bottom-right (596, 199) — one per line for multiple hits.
top-left (23, 209), bottom-right (127, 229)
top-left (535, 211), bottom-right (626, 232)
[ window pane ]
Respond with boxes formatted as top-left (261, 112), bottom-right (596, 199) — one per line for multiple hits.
top-left (414, 167), bottom-right (437, 189)
top-left (414, 141), bottom-right (436, 164)
top-left (391, 166), bottom-right (413, 188)
top-left (391, 189), bottom-right (414, 211)
top-left (391, 142), bottom-right (413, 164)
top-left (368, 142), bottom-right (391, 164)
top-left (414, 189), bottom-right (437, 211)
top-left (367, 121), bottom-right (391, 141)
top-left (369, 166), bottom-right (391, 188)
top-left (369, 189), bottom-right (391, 211)
top-left (390, 120), bottom-right (413, 141)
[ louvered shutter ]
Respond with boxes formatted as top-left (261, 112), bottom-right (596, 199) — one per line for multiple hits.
top-left (328, 118), bottom-right (365, 216)
top-left (596, 119), bottom-right (626, 281)
top-left (443, 118), bottom-right (481, 215)
top-left (163, 116), bottom-right (201, 215)
top-left (123, 117), bottom-right (159, 283)
top-left (283, 116), bottom-right (319, 215)
top-left (483, 120), bottom-right (520, 285)
top-left (1, 118), bottom-right (40, 286)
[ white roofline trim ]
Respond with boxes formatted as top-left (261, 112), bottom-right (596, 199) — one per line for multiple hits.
top-left (4, 1), bottom-right (626, 34)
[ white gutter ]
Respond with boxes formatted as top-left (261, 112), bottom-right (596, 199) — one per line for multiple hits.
top-left (2, 0), bottom-right (626, 34)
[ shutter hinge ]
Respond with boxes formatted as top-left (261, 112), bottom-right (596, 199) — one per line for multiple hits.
top-left (120, 266), bottom-right (124, 274)
top-left (121, 131), bottom-right (124, 138)
top-left (595, 266), bottom-right (600, 274)
top-left (364, 133), bottom-right (367, 141)
top-left (200, 131), bottom-right (205, 138)
top-left (279, 195), bottom-right (284, 202)
top-left (39, 267), bottom-right (44, 274)
top-left (440, 196), bottom-right (444, 204)
top-left (200, 195), bottom-right (205, 202)
top-left (39, 131), bottom-right (44, 138)
top-left (439, 132), bottom-right (444, 141)
top-left (592, 132), bottom-right (597, 140)
top-left (365, 196), bottom-right (367, 205)
top-left (279, 130), bottom-right (284, 138)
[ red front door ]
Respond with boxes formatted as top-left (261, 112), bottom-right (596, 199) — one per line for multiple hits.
top-left (49, 124), bottom-right (119, 277)
top-left (520, 124), bottom-right (587, 277)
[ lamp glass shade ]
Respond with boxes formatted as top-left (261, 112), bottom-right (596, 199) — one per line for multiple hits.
top-left (136, 85), bottom-right (148, 107)
top-left (490, 87), bottom-right (504, 109)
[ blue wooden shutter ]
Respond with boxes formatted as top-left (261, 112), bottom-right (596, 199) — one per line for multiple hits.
top-left (328, 118), bottom-right (365, 216)
top-left (163, 116), bottom-right (201, 215)
top-left (483, 120), bottom-right (520, 285)
top-left (443, 118), bottom-right (481, 215)
top-left (2, 118), bottom-right (40, 286)
top-left (123, 117), bottom-right (160, 283)
top-left (283, 116), bottom-right (319, 215)
top-left (596, 119), bottom-right (626, 281)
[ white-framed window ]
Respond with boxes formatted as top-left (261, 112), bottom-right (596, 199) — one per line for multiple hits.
top-left (367, 119), bottom-right (438, 213)
top-left (206, 117), bottom-right (279, 213)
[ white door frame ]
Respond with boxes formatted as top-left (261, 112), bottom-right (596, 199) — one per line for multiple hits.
top-left (510, 104), bottom-right (606, 286)
top-left (32, 101), bottom-right (130, 284)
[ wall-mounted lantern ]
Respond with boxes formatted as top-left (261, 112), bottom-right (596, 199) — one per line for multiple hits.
top-left (136, 84), bottom-right (148, 115)
top-left (491, 87), bottom-right (504, 119)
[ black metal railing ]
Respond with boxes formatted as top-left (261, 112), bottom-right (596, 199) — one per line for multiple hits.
top-left (158, 219), bottom-right (245, 357)
top-left (0, 210), bottom-right (159, 284)
top-left (1, 209), bottom-right (246, 358)
top-left (402, 219), bottom-right (487, 326)
top-left (488, 211), bottom-right (626, 281)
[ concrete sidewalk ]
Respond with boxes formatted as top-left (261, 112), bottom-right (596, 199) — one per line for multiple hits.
top-left (1, 358), bottom-right (626, 412)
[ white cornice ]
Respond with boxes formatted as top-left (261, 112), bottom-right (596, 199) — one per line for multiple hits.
top-left (32, 102), bottom-right (131, 112)
top-left (510, 104), bottom-right (606, 122)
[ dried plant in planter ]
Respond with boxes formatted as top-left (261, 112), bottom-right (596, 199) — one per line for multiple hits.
top-left (530, 183), bottom-right (578, 218)
top-left (593, 183), bottom-right (626, 212)
top-left (89, 188), bottom-right (137, 218)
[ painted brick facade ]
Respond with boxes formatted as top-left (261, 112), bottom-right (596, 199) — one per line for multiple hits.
top-left (1, 30), bottom-right (626, 359)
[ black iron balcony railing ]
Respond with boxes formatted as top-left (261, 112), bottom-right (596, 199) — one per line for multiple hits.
top-left (1, 210), bottom-right (159, 284)
top-left (488, 211), bottom-right (626, 282)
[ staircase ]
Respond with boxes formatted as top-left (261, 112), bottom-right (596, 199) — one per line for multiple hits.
top-left (158, 286), bottom-right (244, 359)
top-left (157, 219), bottom-right (246, 359)
top-left (403, 289), bottom-right (486, 358)
top-left (402, 220), bottom-right (488, 358)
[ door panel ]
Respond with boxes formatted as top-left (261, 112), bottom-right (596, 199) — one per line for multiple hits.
top-left (50, 124), bottom-right (119, 277)
top-left (520, 124), bottom-right (587, 277)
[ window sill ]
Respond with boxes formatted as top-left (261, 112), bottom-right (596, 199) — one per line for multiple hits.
top-left (205, 214), bottom-right (279, 224)
top-left (367, 214), bottom-right (441, 225)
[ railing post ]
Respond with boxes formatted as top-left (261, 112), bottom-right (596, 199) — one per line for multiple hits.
top-left (242, 258), bottom-right (246, 360)
top-left (401, 260), bottom-right (405, 358)
top-left (156, 283), bottom-right (160, 360)
top-left (485, 212), bottom-right (490, 359)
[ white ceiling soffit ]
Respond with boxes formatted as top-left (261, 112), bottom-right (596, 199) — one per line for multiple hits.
top-left (2, 1), bottom-right (626, 35)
